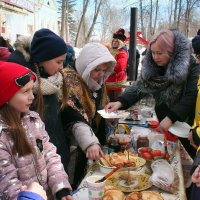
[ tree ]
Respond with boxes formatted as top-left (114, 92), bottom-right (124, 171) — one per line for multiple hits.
top-left (74, 0), bottom-right (89, 47)
top-left (57, 0), bottom-right (77, 42)
top-left (85, 0), bottom-right (103, 43)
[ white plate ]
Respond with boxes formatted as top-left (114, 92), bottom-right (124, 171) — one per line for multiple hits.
top-left (168, 121), bottom-right (191, 138)
top-left (72, 188), bottom-right (89, 200)
top-left (97, 109), bottom-right (129, 119)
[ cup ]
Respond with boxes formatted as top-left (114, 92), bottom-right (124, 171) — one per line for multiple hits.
top-left (86, 175), bottom-right (105, 200)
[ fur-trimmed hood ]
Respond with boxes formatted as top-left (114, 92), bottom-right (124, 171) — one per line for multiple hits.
top-left (14, 35), bottom-right (32, 62)
top-left (142, 30), bottom-right (192, 84)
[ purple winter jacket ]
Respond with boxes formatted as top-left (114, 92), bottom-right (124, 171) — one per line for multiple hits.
top-left (0, 111), bottom-right (71, 200)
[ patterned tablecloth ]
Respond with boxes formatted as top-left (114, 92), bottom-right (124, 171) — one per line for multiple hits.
top-left (78, 140), bottom-right (192, 200)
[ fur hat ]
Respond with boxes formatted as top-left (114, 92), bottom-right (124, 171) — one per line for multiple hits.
top-left (0, 61), bottom-right (36, 107)
top-left (31, 28), bottom-right (67, 62)
top-left (192, 35), bottom-right (200, 54)
top-left (113, 28), bottom-right (127, 42)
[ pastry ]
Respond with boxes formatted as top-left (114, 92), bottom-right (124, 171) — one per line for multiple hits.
top-left (103, 189), bottom-right (125, 200)
top-left (99, 152), bottom-right (137, 168)
top-left (125, 191), bottom-right (164, 200)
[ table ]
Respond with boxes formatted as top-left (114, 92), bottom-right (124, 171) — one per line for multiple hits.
top-left (78, 140), bottom-right (189, 200)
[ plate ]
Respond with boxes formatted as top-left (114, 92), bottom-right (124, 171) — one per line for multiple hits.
top-left (99, 152), bottom-right (146, 169)
top-left (106, 171), bottom-right (152, 192)
top-left (125, 191), bottom-right (164, 200)
top-left (72, 188), bottom-right (89, 200)
top-left (168, 121), bottom-right (191, 138)
top-left (97, 109), bottom-right (130, 119)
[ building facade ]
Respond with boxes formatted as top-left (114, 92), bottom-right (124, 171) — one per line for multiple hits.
top-left (0, 0), bottom-right (58, 43)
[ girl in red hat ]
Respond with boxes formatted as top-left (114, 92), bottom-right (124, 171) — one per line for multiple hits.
top-left (0, 62), bottom-right (73, 200)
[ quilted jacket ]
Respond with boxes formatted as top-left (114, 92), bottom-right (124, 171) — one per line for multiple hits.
top-left (0, 111), bottom-right (71, 200)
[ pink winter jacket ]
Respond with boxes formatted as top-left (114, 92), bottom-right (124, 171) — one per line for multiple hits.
top-left (0, 111), bottom-right (71, 200)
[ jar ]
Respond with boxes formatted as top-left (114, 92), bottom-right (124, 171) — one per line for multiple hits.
top-left (108, 137), bottom-right (121, 153)
top-left (136, 136), bottom-right (149, 150)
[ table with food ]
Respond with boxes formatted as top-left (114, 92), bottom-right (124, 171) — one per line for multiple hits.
top-left (72, 108), bottom-right (193, 200)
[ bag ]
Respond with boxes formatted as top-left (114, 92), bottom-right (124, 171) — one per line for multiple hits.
top-left (190, 151), bottom-right (200, 175)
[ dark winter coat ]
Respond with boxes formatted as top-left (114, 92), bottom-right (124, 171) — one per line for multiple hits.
top-left (118, 30), bottom-right (200, 125)
top-left (8, 50), bottom-right (31, 68)
top-left (117, 30), bottom-right (200, 158)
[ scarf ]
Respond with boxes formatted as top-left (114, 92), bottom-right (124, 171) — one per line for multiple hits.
top-left (136, 30), bottom-right (191, 107)
top-left (33, 72), bottom-right (63, 96)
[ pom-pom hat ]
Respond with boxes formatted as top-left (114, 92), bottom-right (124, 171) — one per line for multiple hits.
top-left (31, 28), bottom-right (67, 62)
top-left (192, 35), bottom-right (200, 54)
top-left (0, 61), bottom-right (36, 107)
top-left (113, 28), bottom-right (127, 42)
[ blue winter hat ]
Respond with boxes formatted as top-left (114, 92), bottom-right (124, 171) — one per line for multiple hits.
top-left (63, 44), bottom-right (75, 67)
top-left (192, 35), bottom-right (200, 54)
top-left (31, 28), bottom-right (67, 62)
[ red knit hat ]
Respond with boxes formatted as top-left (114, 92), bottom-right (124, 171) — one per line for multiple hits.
top-left (0, 62), bottom-right (36, 107)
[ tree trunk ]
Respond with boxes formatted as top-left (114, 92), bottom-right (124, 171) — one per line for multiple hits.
top-left (177, 0), bottom-right (182, 29)
top-left (139, 0), bottom-right (145, 39)
top-left (152, 0), bottom-right (158, 35)
top-left (174, 0), bottom-right (178, 28)
top-left (149, 0), bottom-right (153, 36)
top-left (85, 0), bottom-right (103, 43)
top-left (74, 0), bottom-right (89, 47)
top-left (65, 0), bottom-right (70, 42)
top-left (169, 0), bottom-right (173, 26)
top-left (61, 0), bottom-right (66, 39)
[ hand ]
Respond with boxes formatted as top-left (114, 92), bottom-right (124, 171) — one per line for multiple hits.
top-left (86, 144), bottom-right (104, 160)
top-left (188, 131), bottom-right (198, 149)
top-left (192, 165), bottom-right (200, 187)
top-left (159, 116), bottom-right (172, 130)
top-left (61, 195), bottom-right (74, 200)
top-left (104, 102), bottom-right (122, 113)
top-left (25, 182), bottom-right (47, 200)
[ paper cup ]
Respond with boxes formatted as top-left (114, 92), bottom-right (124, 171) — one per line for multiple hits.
top-left (86, 175), bottom-right (105, 200)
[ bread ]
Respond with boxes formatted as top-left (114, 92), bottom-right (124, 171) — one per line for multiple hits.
top-left (103, 189), bottom-right (125, 200)
top-left (125, 191), bottom-right (163, 200)
top-left (99, 152), bottom-right (137, 168)
top-left (125, 192), bottom-right (142, 200)
top-left (100, 157), bottom-right (111, 167)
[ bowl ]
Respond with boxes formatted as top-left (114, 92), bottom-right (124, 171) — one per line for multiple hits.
top-left (98, 161), bottom-right (116, 174)
top-left (98, 152), bottom-right (146, 174)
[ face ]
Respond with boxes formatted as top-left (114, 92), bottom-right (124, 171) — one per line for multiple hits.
top-left (151, 42), bottom-right (170, 67)
top-left (8, 80), bottom-right (34, 115)
top-left (90, 63), bottom-right (110, 82)
top-left (112, 39), bottom-right (119, 49)
top-left (40, 53), bottom-right (66, 76)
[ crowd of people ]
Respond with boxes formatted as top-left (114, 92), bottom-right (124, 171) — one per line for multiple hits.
top-left (0, 27), bottom-right (200, 200)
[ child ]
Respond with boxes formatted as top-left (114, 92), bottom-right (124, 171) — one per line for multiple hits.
top-left (0, 62), bottom-right (73, 200)
top-left (29, 28), bottom-right (70, 173)
top-left (62, 42), bottom-right (116, 188)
